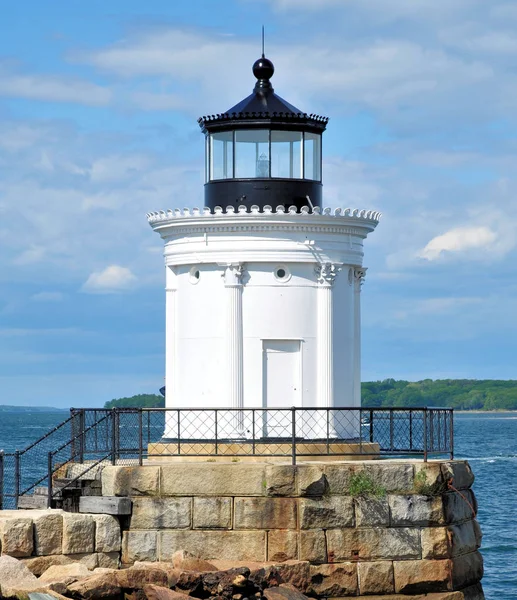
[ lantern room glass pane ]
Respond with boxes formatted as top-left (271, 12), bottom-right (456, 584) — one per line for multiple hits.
top-left (271, 131), bottom-right (302, 179)
top-left (304, 132), bottom-right (321, 181)
top-left (235, 130), bottom-right (270, 178)
top-left (210, 131), bottom-right (234, 180)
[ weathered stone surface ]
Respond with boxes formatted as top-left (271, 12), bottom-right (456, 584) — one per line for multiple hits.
top-left (161, 464), bottom-right (265, 496)
top-left (268, 530), bottom-right (299, 562)
top-left (448, 521), bottom-right (481, 557)
top-left (116, 566), bottom-right (169, 589)
top-left (174, 556), bottom-right (217, 572)
top-left (297, 465), bottom-right (328, 496)
top-left (299, 496), bottom-right (354, 529)
top-left (460, 582), bottom-right (486, 600)
top-left (122, 530), bottom-right (158, 564)
top-left (355, 497), bottom-right (390, 527)
top-left (160, 530), bottom-right (266, 562)
top-left (201, 566), bottom-right (255, 597)
top-left (443, 490), bottom-right (477, 524)
top-left (394, 559), bottom-right (451, 593)
top-left (309, 563), bottom-right (357, 597)
top-left (66, 573), bottom-right (121, 599)
top-left (143, 585), bottom-right (190, 600)
top-left (80, 496), bottom-right (132, 515)
top-left (234, 497), bottom-right (297, 529)
top-left (96, 552), bottom-right (120, 569)
top-left (22, 554), bottom-right (73, 576)
top-left (441, 462), bottom-right (475, 490)
top-left (62, 513), bottom-right (95, 555)
top-left (0, 555), bottom-right (39, 589)
top-left (0, 517), bottom-right (34, 557)
top-left (131, 497), bottom-right (192, 530)
top-left (134, 561), bottom-right (181, 587)
top-left (33, 512), bottom-right (63, 556)
top-left (299, 530), bottom-right (326, 563)
top-left (265, 465), bottom-right (297, 496)
top-left (365, 464), bottom-right (414, 493)
top-left (389, 494), bottom-right (444, 526)
top-left (414, 462), bottom-right (445, 492)
top-left (275, 562), bottom-right (311, 593)
top-left (39, 562), bottom-right (91, 583)
top-left (193, 497), bottom-right (232, 529)
top-left (326, 528), bottom-right (421, 561)
top-left (323, 464), bottom-right (360, 495)
top-left (451, 551), bottom-right (483, 589)
top-left (101, 465), bottom-right (160, 497)
top-left (264, 585), bottom-right (309, 600)
top-left (422, 527), bottom-right (449, 559)
top-left (357, 560), bottom-right (394, 594)
top-left (94, 514), bottom-right (121, 553)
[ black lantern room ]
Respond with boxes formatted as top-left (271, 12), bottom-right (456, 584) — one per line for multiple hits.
top-left (198, 54), bottom-right (328, 212)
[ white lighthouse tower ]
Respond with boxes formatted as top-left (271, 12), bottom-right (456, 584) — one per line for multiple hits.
top-left (147, 54), bottom-right (380, 442)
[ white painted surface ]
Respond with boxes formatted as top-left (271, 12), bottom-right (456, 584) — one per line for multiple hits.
top-left (149, 206), bottom-right (379, 440)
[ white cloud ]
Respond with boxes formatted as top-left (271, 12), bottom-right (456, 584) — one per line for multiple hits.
top-left (418, 226), bottom-right (497, 261)
top-left (0, 71), bottom-right (111, 106)
top-left (82, 265), bottom-right (137, 293)
top-left (31, 291), bottom-right (64, 302)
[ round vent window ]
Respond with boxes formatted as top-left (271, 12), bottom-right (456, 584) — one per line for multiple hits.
top-left (274, 265), bottom-right (291, 282)
top-left (189, 267), bottom-right (201, 284)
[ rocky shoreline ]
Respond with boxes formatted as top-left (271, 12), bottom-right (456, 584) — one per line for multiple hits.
top-left (0, 551), bottom-right (483, 600)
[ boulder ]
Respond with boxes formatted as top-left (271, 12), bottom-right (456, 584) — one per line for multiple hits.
top-left (66, 572), bottom-right (122, 599)
top-left (175, 557), bottom-right (218, 572)
top-left (115, 566), bottom-right (169, 589)
top-left (0, 555), bottom-right (39, 589)
top-left (143, 585), bottom-right (190, 600)
top-left (134, 561), bottom-right (181, 587)
top-left (22, 555), bottom-right (74, 577)
top-left (39, 562), bottom-right (91, 583)
top-left (308, 563), bottom-right (357, 597)
top-left (264, 585), bottom-right (309, 600)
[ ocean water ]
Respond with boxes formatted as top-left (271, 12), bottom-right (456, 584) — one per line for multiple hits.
top-left (0, 410), bottom-right (516, 598)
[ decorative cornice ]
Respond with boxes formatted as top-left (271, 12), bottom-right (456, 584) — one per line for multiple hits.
top-left (147, 205), bottom-right (381, 224)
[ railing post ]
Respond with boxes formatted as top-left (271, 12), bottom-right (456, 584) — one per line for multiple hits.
top-left (138, 410), bottom-right (143, 466)
top-left (215, 410), bottom-right (218, 456)
top-left (326, 409), bottom-right (330, 455)
top-left (291, 407), bottom-right (296, 466)
top-left (450, 409), bottom-right (454, 460)
top-left (111, 410), bottom-right (116, 465)
top-left (177, 410), bottom-right (181, 456)
top-left (14, 450), bottom-right (20, 509)
top-left (252, 410), bottom-right (256, 456)
top-left (0, 450), bottom-right (4, 510)
top-left (423, 408), bottom-right (428, 462)
top-left (47, 452), bottom-right (53, 509)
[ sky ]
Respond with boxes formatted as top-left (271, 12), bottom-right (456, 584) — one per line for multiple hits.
top-left (1, 1), bottom-right (517, 408)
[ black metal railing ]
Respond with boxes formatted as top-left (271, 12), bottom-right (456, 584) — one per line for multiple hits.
top-left (0, 407), bottom-right (453, 509)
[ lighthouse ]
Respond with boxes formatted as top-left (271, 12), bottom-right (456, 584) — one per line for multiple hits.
top-left (147, 53), bottom-right (380, 441)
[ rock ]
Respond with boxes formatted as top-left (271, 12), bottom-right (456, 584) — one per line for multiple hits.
top-left (22, 555), bottom-right (74, 577)
top-left (0, 517), bottom-right (34, 557)
top-left (0, 555), bottom-right (39, 589)
top-left (389, 494), bottom-right (444, 526)
top-left (299, 530), bottom-right (326, 563)
top-left (264, 465), bottom-right (296, 497)
top-left (354, 497), bottom-right (390, 527)
top-left (94, 515), bottom-right (122, 553)
top-left (175, 557), bottom-right (218, 572)
top-left (441, 462), bottom-right (475, 490)
top-left (299, 496), bottom-right (354, 529)
top-left (394, 558), bottom-right (451, 593)
top-left (274, 561), bottom-right (311, 593)
top-left (66, 573), bottom-right (121, 599)
top-left (122, 530), bottom-right (159, 564)
top-left (443, 490), bottom-right (477, 524)
top-left (134, 562), bottom-right (181, 587)
top-left (102, 465), bottom-right (161, 497)
top-left (96, 552), bottom-right (120, 570)
top-left (201, 567), bottom-right (253, 598)
top-left (39, 562), bottom-right (91, 583)
top-left (309, 563), bottom-right (357, 596)
top-left (263, 585), bottom-right (309, 600)
top-left (365, 463), bottom-right (414, 493)
top-left (357, 561), bottom-right (395, 594)
top-left (33, 512), bottom-right (64, 557)
top-left (115, 566), bottom-right (169, 589)
top-left (422, 527), bottom-right (450, 559)
top-left (62, 513), bottom-right (95, 555)
top-left (143, 585), bottom-right (190, 600)
top-left (326, 528), bottom-right (421, 561)
top-left (175, 571), bottom-right (204, 596)
top-left (323, 464), bottom-right (358, 495)
top-left (234, 498), bottom-right (297, 530)
top-left (131, 498), bottom-right (192, 530)
top-left (193, 497), bottom-right (232, 529)
top-left (297, 466), bottom-right (328, 496)
top-left (267, 531), bottom-right (298, 561)
top-left (451, 551), bottom-right (483, 589)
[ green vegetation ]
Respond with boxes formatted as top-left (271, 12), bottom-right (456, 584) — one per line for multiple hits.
top-left (104, 394), bottom-right (164, 409)
top-left (413, 470), bottom-right (446, 496)
top-left (362, 379), bottom-right (517, 411)
top-left (348, 471), bottom-right (386, 498)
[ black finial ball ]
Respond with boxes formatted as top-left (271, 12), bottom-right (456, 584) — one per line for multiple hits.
top-left (253, 57), bottom-right (274, 81)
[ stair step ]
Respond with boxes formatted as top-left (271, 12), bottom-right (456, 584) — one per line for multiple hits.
top-left (34, 486), bottom-right (63, 498)
top-left (18, 495), bottom-right (49, 509)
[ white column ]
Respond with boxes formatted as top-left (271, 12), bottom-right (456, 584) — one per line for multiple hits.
top-left (164, 266), bottom-right (177, 438)
top-left (224, 263), bottom-right (245, 438)
top-left (315, 263), bottom-right (340, 437)
top-left (353, 268), bottom-right (366, 408)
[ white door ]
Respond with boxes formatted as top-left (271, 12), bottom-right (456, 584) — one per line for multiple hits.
top-left (262, 340), bottom-right (301, 437)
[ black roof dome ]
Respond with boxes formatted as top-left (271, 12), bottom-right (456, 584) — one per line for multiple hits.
top-left (198, 54), bottom-right (328, 134)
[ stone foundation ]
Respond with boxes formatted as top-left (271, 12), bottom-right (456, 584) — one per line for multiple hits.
top-left (100, 459), bottom-right (484, 597)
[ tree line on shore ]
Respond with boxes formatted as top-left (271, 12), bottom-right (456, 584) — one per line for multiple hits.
top-left (104, 379), bottom-right (517, 411)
